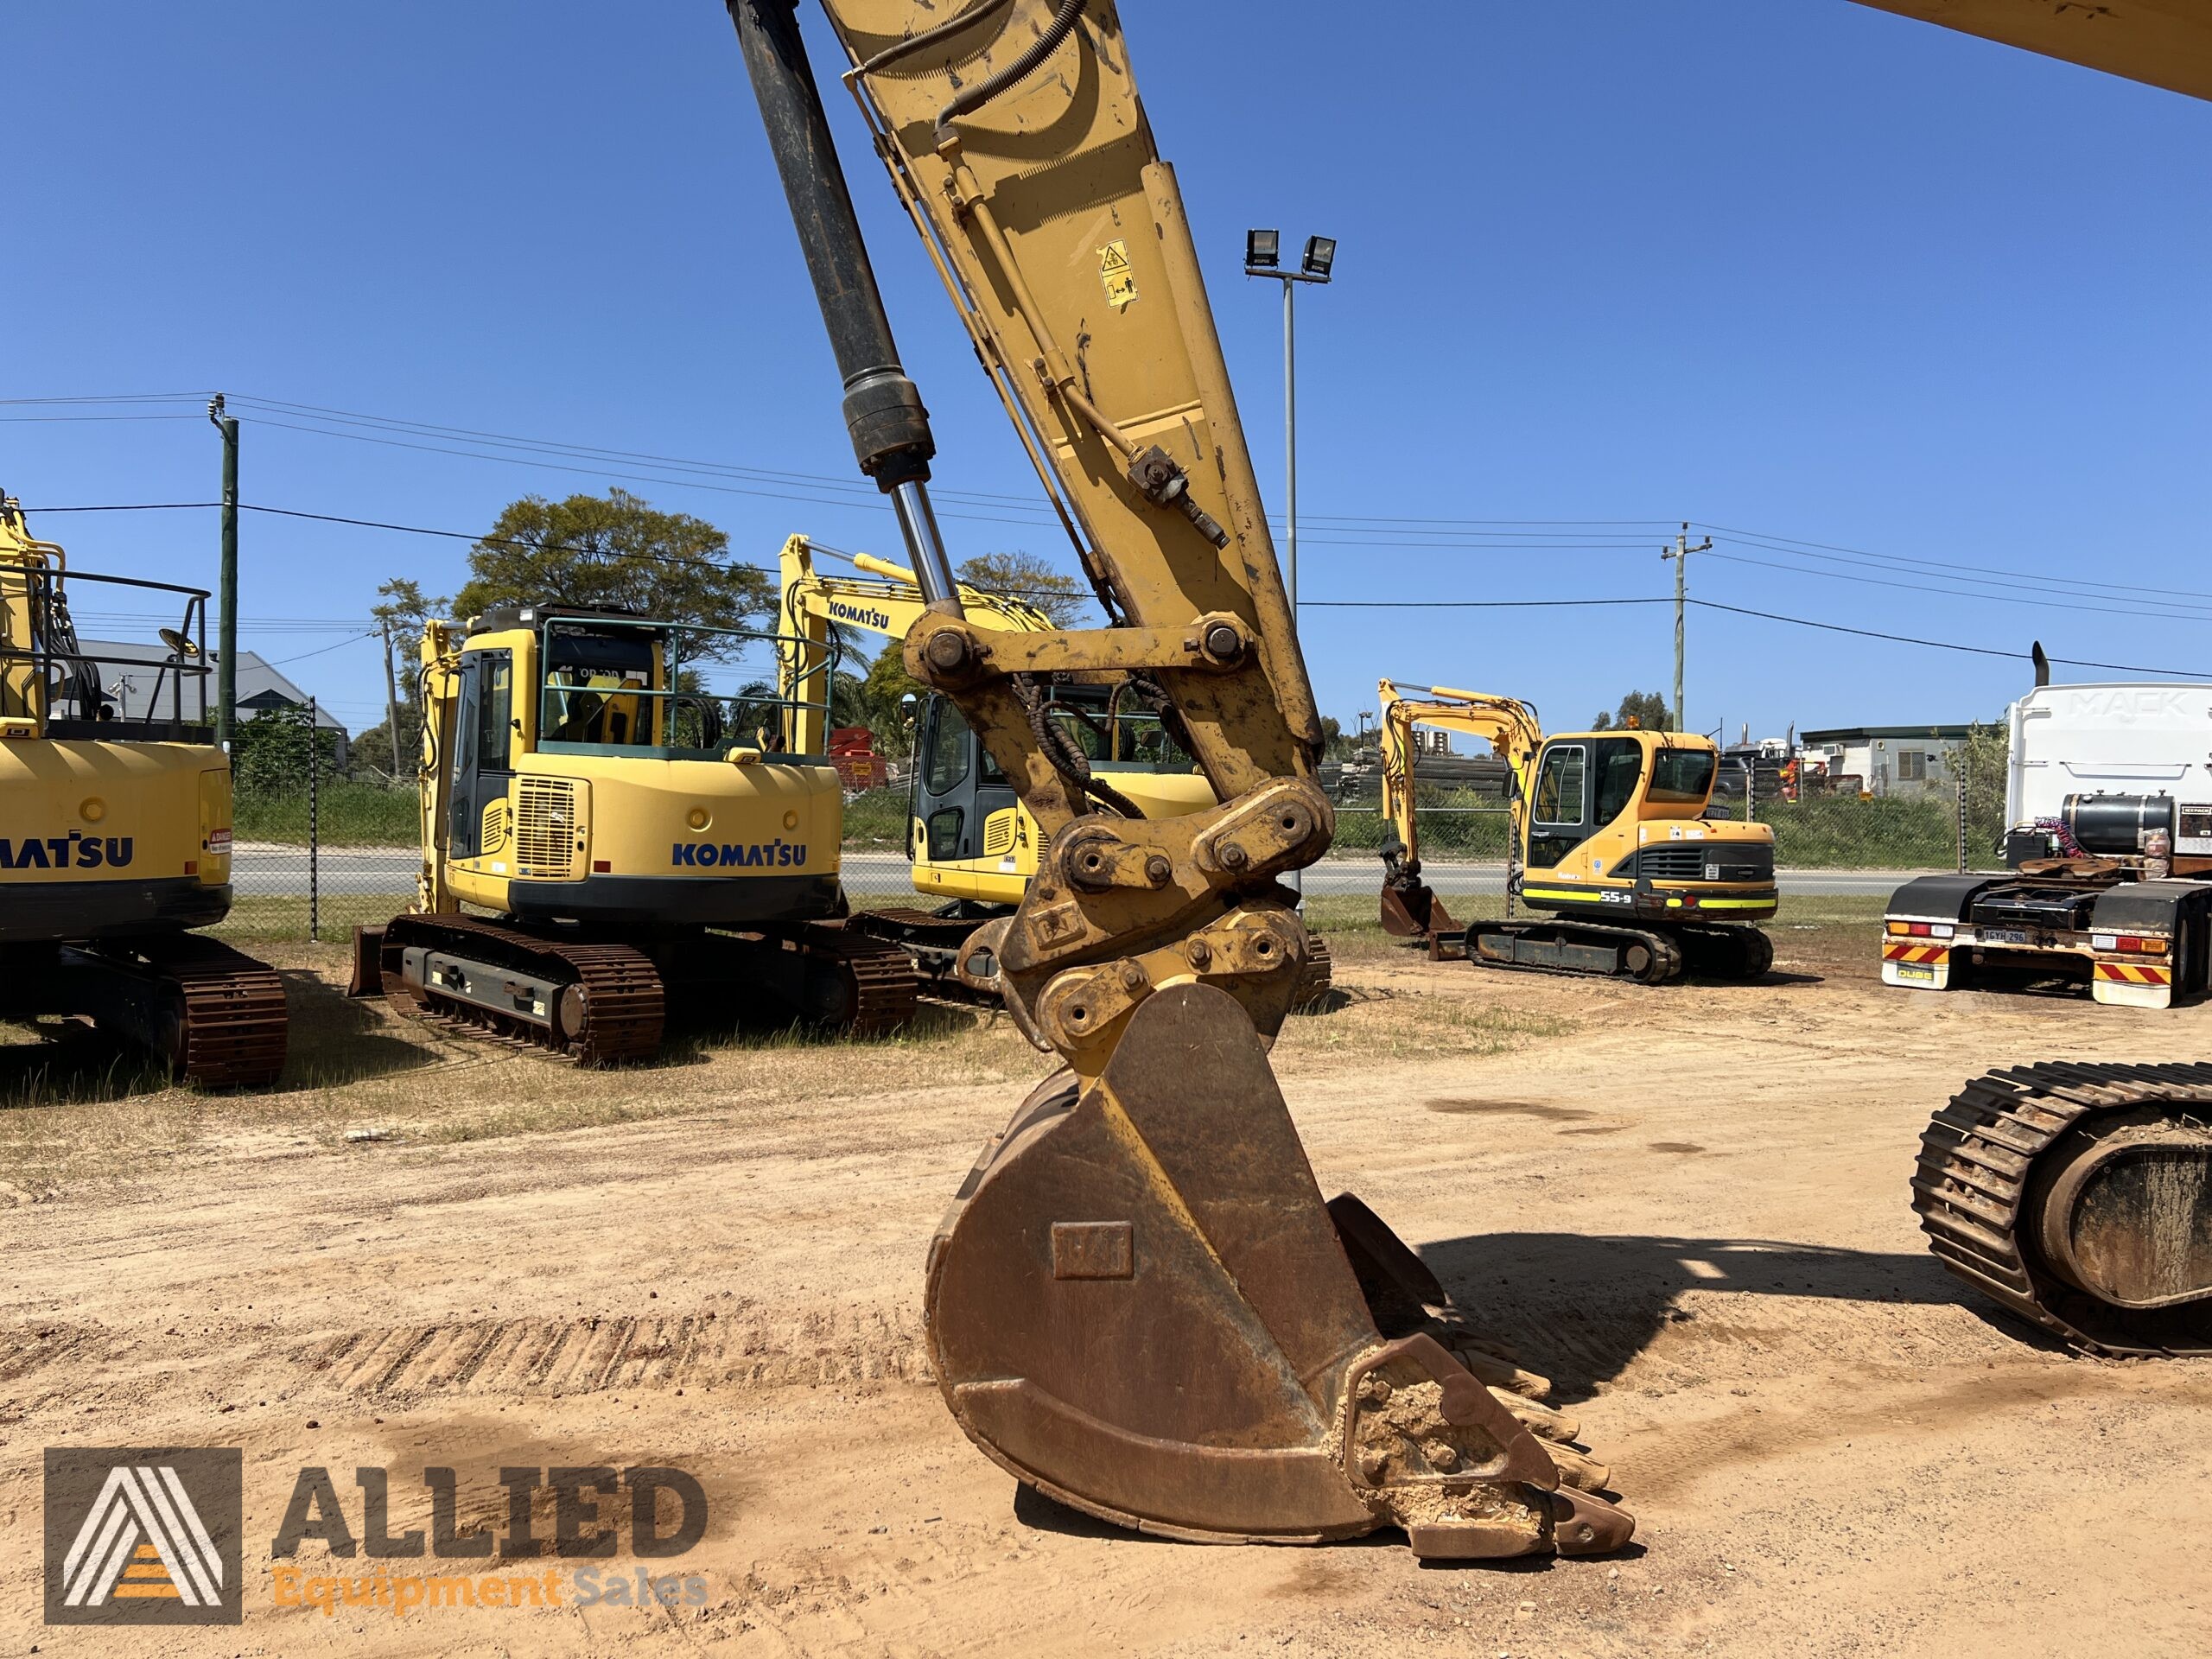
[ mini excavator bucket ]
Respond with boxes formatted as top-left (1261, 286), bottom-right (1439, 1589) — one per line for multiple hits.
top-left (926, 982), bottom-right (1630, 1557)
top-left (1380, 877), bottom-right (1457, 942)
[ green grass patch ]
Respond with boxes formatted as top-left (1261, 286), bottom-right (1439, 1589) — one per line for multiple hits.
top-left (236, 780), bottom-right (417, 848)
top-left (842, 785), bottom-right (910, 847)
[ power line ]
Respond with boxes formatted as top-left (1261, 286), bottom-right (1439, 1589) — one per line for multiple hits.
top-left (263, 632), bottom-right (380, 666)
top-left (1306, 592), bottom-right (2206, 677)
top-left (1697, 545), bottom-right (2212, 623)
top-left (1688, 598), bottom-right (2206, 678)
top-left (219, 393), bottom-right (1053, 512)
top-left (1694, 519), bottom-right (2212, 604)
top-left (1303, 597), bottom-right (1671, 609)
top-left (19, 502), bottom-right (221, 512)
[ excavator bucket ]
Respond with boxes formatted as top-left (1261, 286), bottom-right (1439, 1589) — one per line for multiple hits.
top-left (925, 983), bottom-right (1630, 1556)
top-left (346, 924), bottom-right (387, 1000)
top-left (1381, 879), bottom-right (1457, 941)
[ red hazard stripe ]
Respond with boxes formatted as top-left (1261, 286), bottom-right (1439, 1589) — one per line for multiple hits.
top-left (1883, 943), bottom-right (1949, 963)
top-left (2094, 961), bottom-right (2171, 985)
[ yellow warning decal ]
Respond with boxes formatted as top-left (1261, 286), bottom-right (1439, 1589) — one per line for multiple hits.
top-left (1098, 240), bottom-right (1138, 309)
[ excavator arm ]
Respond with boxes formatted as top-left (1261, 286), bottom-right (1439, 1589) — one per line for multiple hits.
top-left (728, 0), bottom-right (1630, 1559)
top-left (1377, 681), bottom-right (1543, 879)
top-left (1376, 681), bottom-right (1543, 941)
top-left (1847, 0), bottom-right (2212, 102)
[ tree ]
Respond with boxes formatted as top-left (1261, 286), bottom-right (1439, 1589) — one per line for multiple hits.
top-left (365, 577), bottom-right (443, 781)
top-left (956, 550), bottom-right (1090, 628)
top-left (1591, 690), bottom-right (1672, 732)
top-left (1319, 715), bottom-right (1360, 760)
top-left (453, 490), bottom-right (772, 658)
top-left (1951, 720), bottom-right (2011, 854)
top-left (861, 638), bottom-right (925, 758)
top-left (231, 706), bottom-right (341, 797)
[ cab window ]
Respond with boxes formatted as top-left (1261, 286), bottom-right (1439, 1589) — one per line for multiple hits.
top-left (475, 653), bottom-right (513, 771)
top-left (1532, 744), bottom-right (1586, 824)
top-left (1592, 737), bottom-right (1643, 826)
top-left (544, 630), bottom-right (656, 747)
top-left (1648, 747), bottom-right (1716, 806)
top-left (925, 700), bottom-right (972, 796)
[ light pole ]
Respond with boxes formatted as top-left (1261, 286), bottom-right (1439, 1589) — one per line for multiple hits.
top-left (1246, 230), bottom-right (1336, 901)
top-left (1244, 230), bottom-right (1336, 626)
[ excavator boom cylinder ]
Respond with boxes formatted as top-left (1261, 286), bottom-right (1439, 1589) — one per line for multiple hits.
top-left (728, 0), bottom-right (959, 609)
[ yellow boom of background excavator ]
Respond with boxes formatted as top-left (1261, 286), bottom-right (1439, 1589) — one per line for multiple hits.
top-left (0, 493), bottom-right (284, 1086)
top-left (1377, 681), bottom-right (1777, 982)
top-left (349, 596), bottom-right (913, 1060)
top-left (775, 533), bottom-right (1289, 989)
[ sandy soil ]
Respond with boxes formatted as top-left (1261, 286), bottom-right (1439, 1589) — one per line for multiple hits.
top-left (0, 925), bottom-right (2207, 1658)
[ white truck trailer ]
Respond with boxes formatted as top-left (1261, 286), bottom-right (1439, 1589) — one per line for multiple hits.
top-left (1883, 681), bottom-right (2212, 1007)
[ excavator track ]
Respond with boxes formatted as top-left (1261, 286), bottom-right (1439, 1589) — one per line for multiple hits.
top-left (1293, 932), bottom-right (1334, 1008)
top-left (1914, 1060), bottom-right (2212, 1356)
top-left (80, 934), bottom-right (289, 1089)
top-left (378, 914), bottom-right (664, 1067)
top-left (779, 921), bottom-right (919, 1037)
top-left (1442, 919), bottom-right (1686, 985)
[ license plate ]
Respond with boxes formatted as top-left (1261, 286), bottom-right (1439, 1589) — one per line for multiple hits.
top-left (1980, 927), bottom-right (2029, 945)
top-left (1893, 963), bottom-right (1936, 982)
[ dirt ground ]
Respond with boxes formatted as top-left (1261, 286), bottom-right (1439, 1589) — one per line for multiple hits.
top-left (0, 913), bottom-right (2207, 1658)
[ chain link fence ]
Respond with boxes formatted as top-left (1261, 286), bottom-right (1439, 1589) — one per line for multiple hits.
top-left (215, 733), bottom-right (2016, 946)
top-left (219, 701), bottom-right (417, 947)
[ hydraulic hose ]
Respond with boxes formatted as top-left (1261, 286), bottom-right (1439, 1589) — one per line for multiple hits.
top-left (936, 0), bottom-right (1085, 144)
top-left (859, 0), bottom-right (1014, 75)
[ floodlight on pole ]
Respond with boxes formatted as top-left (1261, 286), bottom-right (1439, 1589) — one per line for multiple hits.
top-left (1242, 229), bottom-right (1338, 901)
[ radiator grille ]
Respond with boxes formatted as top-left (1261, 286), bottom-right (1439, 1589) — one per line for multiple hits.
top-left (982, 810), bottom-right (1018, 857)
top-left (1635, 842), bottom-right (1773, 882)
top-left (514, 776), bottom-right (584, 880)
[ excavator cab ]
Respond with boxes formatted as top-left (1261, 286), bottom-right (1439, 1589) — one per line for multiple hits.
top-left (910, 685), bottom-right (1211, 906)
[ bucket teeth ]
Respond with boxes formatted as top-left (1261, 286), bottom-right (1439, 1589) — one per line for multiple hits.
top-left (1439, 1337), bottom-right (1552, 1402)
top-left (1543, 1441), bottom-right (1612, 1495)
top-left (1490, 1388), bottom-right (1580, 1443)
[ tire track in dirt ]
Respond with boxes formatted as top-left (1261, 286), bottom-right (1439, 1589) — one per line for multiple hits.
top-left (296, 1304), bottom-right (931, 1398)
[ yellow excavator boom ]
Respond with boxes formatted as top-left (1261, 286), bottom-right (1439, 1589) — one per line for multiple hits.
top-left (728, 0), bottom-right (1629, 1560)
top-left (1848, 0), bottom-right (2212, 101)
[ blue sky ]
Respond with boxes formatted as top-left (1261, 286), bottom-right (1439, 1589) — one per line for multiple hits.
top-left (7, 2), bottom-right (2207, 747)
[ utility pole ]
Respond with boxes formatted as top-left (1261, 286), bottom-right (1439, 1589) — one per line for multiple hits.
top-left (208, 394), bottom-right (239, 749)
top-left (1660, 523), bottom-right (1712, 734)
top-left (379, 619), bottom-right (404, 782)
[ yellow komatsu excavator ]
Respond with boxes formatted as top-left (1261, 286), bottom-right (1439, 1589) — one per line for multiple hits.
top-left (728, 0), bottom-right (1629, 1558)
top-left (348, 598), bottom-right (913, 1061)
top-left (778, 534), bottom-right (1332, 998)
top-left (1378, 682), bottom-right (1777, 982)
top-left (0, 494), bottom-right (284, 1086)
